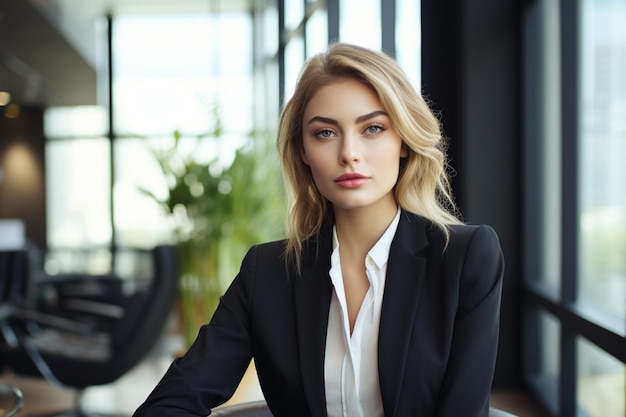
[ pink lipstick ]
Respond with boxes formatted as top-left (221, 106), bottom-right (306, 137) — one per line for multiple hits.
top-left (335, 173), bottom-right (369, 189)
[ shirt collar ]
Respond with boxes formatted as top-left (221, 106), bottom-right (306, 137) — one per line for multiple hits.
top-left (331, 207), bottom-right (401, 269)
top-left (367, 208), bottom-right (401, 269)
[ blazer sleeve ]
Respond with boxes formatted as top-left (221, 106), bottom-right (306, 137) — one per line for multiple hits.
top-left (436, 225), bottom-right (505, 417)
top-left (132, 246), bottom-right (259, 417)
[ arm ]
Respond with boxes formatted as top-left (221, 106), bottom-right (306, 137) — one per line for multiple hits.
top-left (436, 225), bottom-right (505, 417)
top-left (132, 246), bottom-right (259, 417)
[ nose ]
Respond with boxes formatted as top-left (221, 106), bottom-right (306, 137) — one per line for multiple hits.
top-left (339, 133), bottom-right (360, 165)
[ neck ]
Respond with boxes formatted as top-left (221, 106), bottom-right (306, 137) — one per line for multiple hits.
top-left (333, 202), bottom-right (398, 258)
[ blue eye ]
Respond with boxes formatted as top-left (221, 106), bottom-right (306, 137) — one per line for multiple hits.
top-left (315, 129), bottom-right (334, 138)
top-left (365, 125), bottom-right (384, 135)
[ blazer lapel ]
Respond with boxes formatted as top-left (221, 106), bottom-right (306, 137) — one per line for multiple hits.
top-left (378, 212), bottom-right (430, 417)
top-left (293, 227), bottom-right (334, 417)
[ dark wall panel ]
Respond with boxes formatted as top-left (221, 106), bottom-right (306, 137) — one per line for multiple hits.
top-left (0, 106), bottom-right (47, 248)
top-left (421, 0), bottom-right (523, 389)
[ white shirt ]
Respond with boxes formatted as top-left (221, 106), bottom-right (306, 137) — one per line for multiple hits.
top-left (324, 209), bottom-right (401, 417)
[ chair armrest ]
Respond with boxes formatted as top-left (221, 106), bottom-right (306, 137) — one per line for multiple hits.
top-left (0, 383), bottom-right (24, 417)
top-left (211, 401), bottom-right (273, 417)
top-left (10, 307), bottom-right (92, 333)
top-left (37, 274), bottom-right (125, 301)
top-left (36, 274), bottom-right (134, 326)
top-left (490, 407), bottom-right (518, 417)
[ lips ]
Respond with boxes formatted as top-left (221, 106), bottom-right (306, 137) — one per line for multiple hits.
top-left (334, 173), bottom-right (370, 189)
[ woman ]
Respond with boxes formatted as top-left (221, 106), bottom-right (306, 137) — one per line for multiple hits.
top-left (133, 42), bottom-right (504, 417)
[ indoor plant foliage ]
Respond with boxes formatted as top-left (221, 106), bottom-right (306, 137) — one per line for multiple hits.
top-left (142, 124), bottom-right (284, 347)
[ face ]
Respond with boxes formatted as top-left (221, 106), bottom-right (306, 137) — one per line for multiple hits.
top-left (301, 78), bottom-right (407, 215)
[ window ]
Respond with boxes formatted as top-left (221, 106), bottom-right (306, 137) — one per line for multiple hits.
top-left (112, 13), bottom-right (253, 248)
top-left (45, 9), bottom-right (257, 271)
top-left (44, 106), bottom-right (111, 274)
top-left (395, 0), bottom-right (421, 88)
top-left (339, 0), bottom-right (381, 50)
top-left (578, 0), bottom-right (626, 326)
top-left (523, 0), bottom-right (626, 415)
top-left (577, 337), bottom-right (625, 417)
top-left (46, 138), bottom-right (110, 249)
top-left (279, 0), bottom-right (421, 103)
top-left (525, 310), bottom-right (560, 412)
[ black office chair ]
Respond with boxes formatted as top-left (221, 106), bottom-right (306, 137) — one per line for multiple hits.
top-left (0, 251), bottom-right (28, 417)
top-left (0, 250), bottom-right (30, 310)
top-left (211, 400), bottom-right (519, 416)
top-left (0, 245), bottom-right (178, 417)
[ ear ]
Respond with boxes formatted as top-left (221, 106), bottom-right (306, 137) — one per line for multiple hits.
top-left (400, 142), bottom-right (409, 158)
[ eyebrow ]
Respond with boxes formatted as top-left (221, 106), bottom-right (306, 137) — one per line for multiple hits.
top-left (306, 110), bottom-right (388, 126)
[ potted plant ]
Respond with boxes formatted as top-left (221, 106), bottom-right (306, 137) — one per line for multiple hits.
top-left (141, 125), bottom-right (284, 346)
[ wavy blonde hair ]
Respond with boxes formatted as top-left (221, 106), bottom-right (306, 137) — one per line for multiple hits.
top-left (277, 42), bottom-right (462, 271)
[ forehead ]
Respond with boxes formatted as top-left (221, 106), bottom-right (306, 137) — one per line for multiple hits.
top-left (303, 78), bottom-right (384, 119)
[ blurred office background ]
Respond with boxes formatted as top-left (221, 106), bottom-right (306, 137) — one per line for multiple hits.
top-left (0, 0), bottom-right (624, 416)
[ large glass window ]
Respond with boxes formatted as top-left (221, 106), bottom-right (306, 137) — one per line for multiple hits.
top-left (45, 106), bottom-right (111, 274)
top-left (45, 9), bottom-right (256, 267)
top-left (577, 337), bottom-right (625, 417)
top-left (284, 35), bottom-right (305, 103)
top-left (396, 0), bottom-right (421, 88)
top-left (45, 138), bottom-right (110, 257)
top-left (112, 14), bottom-right (252, 136)
top-left (523, 0), bottom-right (626, 415)
top-left (339, 0), bottom-right (381, 49)
top-left (111, 12), bottom-right (253, 249)
top-left (525, 310), bottom-right (560, 414)
top-left (281, 0), bottom-right (422, 104)
top-left (578, 0), bottom-right (626, 326)
top-left (305, 2), bottom-right (328, 59)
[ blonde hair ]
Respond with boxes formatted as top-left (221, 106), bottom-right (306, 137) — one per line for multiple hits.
top-left (277, 42), bottom-right (461, 271)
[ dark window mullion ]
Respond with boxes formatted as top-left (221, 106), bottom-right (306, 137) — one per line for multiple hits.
top-left (327, 0), bottom-right (339, 42)
top-left (381, 0), bottom-right (395, 56)
top-left (526, 289), bottom-right (626, 363)
top-left (520, 2), bottom-right (554, 411)
top-left (560, 0), bottom-right (579, 306)
top-left (302, 0), bottom-right (308, 58)
top-left (278, 0), bottom-right (286, 107)
top-left (106, 14), bottom-right (116, 269)
top-left (559, 0), bottom-right (581, 416)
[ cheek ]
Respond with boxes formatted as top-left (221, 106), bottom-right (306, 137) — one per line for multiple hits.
top-left (306, 158), bottom-right (326, 181)
top-left (301, 143), bottom-right (326, 174)
top-left (377, 144), bottom-right (404, 181)
top-left (302, 155), bottom-right (333, 193)
top-left (371, 141), bottom-right (404, 165)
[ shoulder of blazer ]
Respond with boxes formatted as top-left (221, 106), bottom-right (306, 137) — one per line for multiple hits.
top-left (245, 227), bottom-right (334, 278)
top-left (447, 223), bottom-right (502, 255)
top-left (252, 239), bottom-right (287, 258)
top-left (237, 240), bottom-right (287, 283)
top-left (443, 223), bottom-right (504, 291)
top-left (399, 211), bottom-right (501, 259)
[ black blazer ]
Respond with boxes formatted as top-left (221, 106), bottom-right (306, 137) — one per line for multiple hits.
top-left (134, 211), bottom-right (504, 417)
